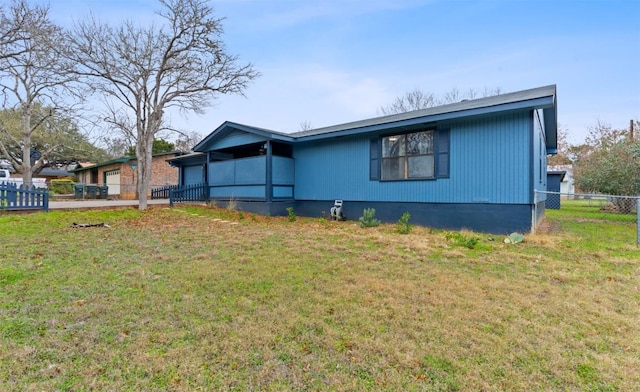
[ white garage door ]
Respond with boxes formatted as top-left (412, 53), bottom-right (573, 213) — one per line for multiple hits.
top-left (105, 170), bottom-right (121, 195)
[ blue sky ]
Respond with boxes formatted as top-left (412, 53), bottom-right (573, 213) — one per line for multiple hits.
top-left (51, 0), bottom-right (639, 144)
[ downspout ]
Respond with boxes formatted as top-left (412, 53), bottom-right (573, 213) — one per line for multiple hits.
top-left (529, 110), bottom-right (536, 232)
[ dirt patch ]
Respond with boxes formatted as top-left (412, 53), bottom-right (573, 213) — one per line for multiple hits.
top-left (536, 218), bottom-right (561, 234)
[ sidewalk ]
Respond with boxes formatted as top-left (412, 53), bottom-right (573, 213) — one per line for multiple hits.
top-left (49, 198), bottom-right (171, 210)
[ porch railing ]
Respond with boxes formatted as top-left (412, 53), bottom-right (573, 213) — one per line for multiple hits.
top-left (169, 183), bottom-right (208, 207)
top-left (151, 184), bottom-right (180, 199)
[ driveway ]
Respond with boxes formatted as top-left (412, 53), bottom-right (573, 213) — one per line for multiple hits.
top-left (49, 199), bottom-right (171, 210)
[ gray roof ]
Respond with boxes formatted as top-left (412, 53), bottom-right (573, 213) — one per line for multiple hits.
top-left (38, 168), bottom-right (74, 177)
top-left (193, 84), bottom-right (557, 151)
top-left (166, 151), bottom-right (207, 163)
top-left (291, 84), bottom-right (556, 139)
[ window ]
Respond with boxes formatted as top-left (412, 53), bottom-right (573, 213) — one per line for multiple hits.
top-left (381, 130), bottom-right (434, 180)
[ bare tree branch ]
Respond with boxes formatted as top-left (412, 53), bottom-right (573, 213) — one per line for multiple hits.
top-left (66, 0), bottom-right (259, 209)
top-left (0, 0), bottom-right (83, 184)
top-left (379, 86), bottom-right (503, 115)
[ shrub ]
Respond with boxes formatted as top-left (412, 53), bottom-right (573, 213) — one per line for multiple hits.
top-left (50, 179), bottom-right (75, 194)
top-left (286, 207), bottom-right (296, 222)
top-left (359, 208), bottom-right (380, 228)
top-left (226, 197), bottom-right (237, 211)
top-left (396, 212), bottom-right (412, 234)
top-left (445, 231), bottom-right (479, 249)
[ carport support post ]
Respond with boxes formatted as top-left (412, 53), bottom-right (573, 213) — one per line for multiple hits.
top-left (265, 140), bottom-right (272, 203)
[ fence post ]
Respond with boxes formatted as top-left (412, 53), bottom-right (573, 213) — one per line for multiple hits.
top-left (43, 189), bottom-right (49, 212)
top-left (637, 198), bottom-right (639, 247)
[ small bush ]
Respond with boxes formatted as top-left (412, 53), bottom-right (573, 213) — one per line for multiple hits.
top-left (359, 208), bottom-right (380, 228)
top-left (396, 212), bottom-right (412, 234)
top-left (50, 179), bottom-right (75, 194)
top-left (445, 231), bottom-right (479, 249)
top-left (226, 197), bottom-right (237, 211)
top-left (286, 207), bottom-right (296, 222)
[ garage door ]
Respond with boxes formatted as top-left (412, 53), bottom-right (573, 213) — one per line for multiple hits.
top-left (105, 170), bottom-right (121, 195)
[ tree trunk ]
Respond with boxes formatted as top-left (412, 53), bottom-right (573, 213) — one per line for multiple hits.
top-left (136, 132), bottom-right (154, 210)
top-left (21, 106), bottom-right (33, 187)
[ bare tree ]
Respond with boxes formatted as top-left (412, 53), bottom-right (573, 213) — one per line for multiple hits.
top-left (440, 87), bottom-right (461, 105)
top-left (67, 0), bottom-right (259, 209)
top-left (584, 120), bottom-right (628, 150)
top-left (0, 0), bottom-right (80, 186)
top-left (298, 121), bottom-right (313, 132)
top-left (379, 87), bottom-right (502, 115)
top-left (378, 89), bottom-right (437, 115)
top-left (547, 127), bottom-right (572, 165)
top-left (174, 130), bottom-right (203, 152)
top-left (0, 1), bottom-right (29, 61)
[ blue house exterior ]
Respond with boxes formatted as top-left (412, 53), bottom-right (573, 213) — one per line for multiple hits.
top-left (169, 85), bottom-right (557, 234)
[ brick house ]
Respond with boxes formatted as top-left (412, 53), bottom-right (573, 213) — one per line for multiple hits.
top-left (71, 151), bottom-right (184, 200)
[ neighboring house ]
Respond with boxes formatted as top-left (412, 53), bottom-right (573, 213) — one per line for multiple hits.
top-left (72, 151), bottom-right (184, 200)
top-left (169, 85), bottom-right (557, 234)
top-left (37, 168), bottom-right (74, 182)
top-left (548, 164), bottom-right (574, 196)
top-left (546, 171), bottom-right (566, 209)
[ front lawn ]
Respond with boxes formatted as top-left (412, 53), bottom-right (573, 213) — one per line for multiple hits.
top-left (0, 206), bottom-right (637, 391)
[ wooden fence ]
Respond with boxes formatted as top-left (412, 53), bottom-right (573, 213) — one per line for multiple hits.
top-left (0, 182), bottom-right (49, 212)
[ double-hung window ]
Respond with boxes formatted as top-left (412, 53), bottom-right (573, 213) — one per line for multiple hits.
top-left (381, 130), bottom-right (435, 180)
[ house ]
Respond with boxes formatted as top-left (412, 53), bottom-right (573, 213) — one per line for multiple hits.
top-left (71, 151), bottom-right (184, 200)
top-left (546, 170), bottom-right (566, 209)
top-left (548, 164), bottom-right (574, 196)
top-left (169, 85), bottom-right (557, 234)
top-left (37, 168), bottom-right (75, 182)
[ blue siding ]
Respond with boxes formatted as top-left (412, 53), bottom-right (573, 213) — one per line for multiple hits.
top-left (209, 160), bottom-right (235, 185)
top-left (273, 186), bottom-right (293, 198)
top-left (273, 156), bottom-right (294, 185)
top-left (209, 156), bottom-right (266, 186)
top-left (183, 165), bottom-right (204, 185)
top-left (210, 185), bottom-right (265, 199)
top-left (294, 111), bottom-right (533, 204)
top-left (208, 130), bottom-right (266, 150)
top-left (236, 157), bottom-right (266, 184)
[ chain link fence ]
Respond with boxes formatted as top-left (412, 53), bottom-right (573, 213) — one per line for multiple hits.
top-left (535, 190), bottom-right (640, 245)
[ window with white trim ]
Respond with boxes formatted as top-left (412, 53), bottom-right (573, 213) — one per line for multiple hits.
top-left (381, 130), bottom-right (435, 180)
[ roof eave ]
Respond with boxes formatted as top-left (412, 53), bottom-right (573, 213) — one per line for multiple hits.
top-left (296, 96), bottom-right (556, 142)
top-left (544, 92), bottom-right (558, 153)
top-left (193, 121), bottom-right (295, 152)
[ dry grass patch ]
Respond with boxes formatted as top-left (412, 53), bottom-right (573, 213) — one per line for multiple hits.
top-left (0, 206), bottom-right (638, 391)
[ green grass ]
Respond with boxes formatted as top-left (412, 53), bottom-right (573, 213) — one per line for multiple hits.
top-left (0, 206), bottom-right (638, 391)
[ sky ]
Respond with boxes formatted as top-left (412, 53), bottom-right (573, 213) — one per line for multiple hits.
top-left (49, 0), bottom-right (639, 144)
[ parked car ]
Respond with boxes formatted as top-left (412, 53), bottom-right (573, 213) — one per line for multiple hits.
top-left (0, 169), bottom-right (48, 189)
